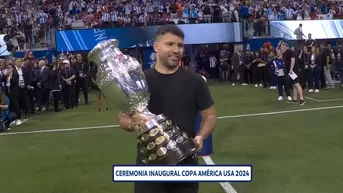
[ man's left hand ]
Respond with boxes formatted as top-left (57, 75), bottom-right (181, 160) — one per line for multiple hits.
top-left (194, 136), bottom-right (204, 153)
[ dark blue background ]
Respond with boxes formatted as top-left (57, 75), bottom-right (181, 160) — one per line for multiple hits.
top-left (55, 23), bottom-right (243, 52)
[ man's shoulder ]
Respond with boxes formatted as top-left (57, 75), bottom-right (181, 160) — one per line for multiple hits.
top-left (177, 68), bottom-right (205, 82)
top-left (285, 49), bottom-right (293, 56)
top-left (144, 68), bottom-right (156, 78)
top-left (290, 49), bottom-right (296, 56)
top-left (144, 67), bottom-right (203, 80)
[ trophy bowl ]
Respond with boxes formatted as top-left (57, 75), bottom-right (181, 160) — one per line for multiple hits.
top-left (88, 39), bottom-right (197, 165)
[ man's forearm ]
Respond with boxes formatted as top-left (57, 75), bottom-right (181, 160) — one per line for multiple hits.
top-left (290, 58), bottom-right (295, 72)
top-left (198, 115), bottom-right (216, 140)
top-left (290, 63), bottom-right (294, 72)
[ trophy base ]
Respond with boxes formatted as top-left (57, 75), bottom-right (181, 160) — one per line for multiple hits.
top-left (153, 138), bottom-right (197, 165)
top-left (138, 114), bottom-right (198, 165)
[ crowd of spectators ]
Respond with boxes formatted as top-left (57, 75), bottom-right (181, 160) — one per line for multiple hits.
top-left (1, 0), bottom-right (343, 49)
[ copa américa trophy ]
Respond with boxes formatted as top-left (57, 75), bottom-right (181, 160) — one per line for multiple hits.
top-left (88, 39), bottom-right (197, 165)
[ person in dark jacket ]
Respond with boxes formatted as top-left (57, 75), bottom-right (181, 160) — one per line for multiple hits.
top-left (49, 61), bottom-right (62, 112)
top-left (13, 58), bottom-right (30, 119)
top-left (298, 46), bottom-right (311, 90)
top-left (23, 59), bottom-right (36, 115)
top-left (60, 59), bottom-right (76, 109)
top-left (252, 51), bottom-right (263, 87)
top-left (75, 54), bottom-right (89, 105)
top-left (308, 46), bottom-right (322, 92)
top-left (36, 59), bottom-right (50, 111)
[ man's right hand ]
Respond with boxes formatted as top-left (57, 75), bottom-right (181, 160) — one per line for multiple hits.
top-left (131, 114), bottom-right (148, 131)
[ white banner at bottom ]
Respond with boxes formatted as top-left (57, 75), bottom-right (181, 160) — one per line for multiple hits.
top-left (113, 165), bottom-right (252, 182)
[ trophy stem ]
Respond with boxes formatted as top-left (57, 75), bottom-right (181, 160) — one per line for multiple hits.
top-left (136, 109), bottom-right (168, 137)
top-left (139, 108), bottom-right (157, 120)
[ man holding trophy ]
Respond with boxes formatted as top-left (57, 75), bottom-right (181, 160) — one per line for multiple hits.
top-left (88, 25), bottom-right (216, 193)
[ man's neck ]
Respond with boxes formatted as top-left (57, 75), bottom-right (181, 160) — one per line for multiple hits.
top-left (155, 63), bottom-right (179, 75)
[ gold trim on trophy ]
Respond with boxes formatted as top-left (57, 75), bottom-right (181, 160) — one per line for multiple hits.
top-left (156, 147), bottom-right (167, 157)
top-left (148, 153), bottom-right (157, 161)
top-left (141, 134), bottom-right (150, 142)
top-left (149, 128), bottom-right (159, 137)
top-left (155, 136), bottom-right (165, 145)
top-left (147, 142), bottom-right (156, 150)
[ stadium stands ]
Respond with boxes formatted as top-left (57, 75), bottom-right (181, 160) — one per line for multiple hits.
top-left (1, 0), bottom-right (343, 49)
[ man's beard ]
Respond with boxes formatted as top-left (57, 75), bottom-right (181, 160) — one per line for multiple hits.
top-left (160, 56), bottom-right (180, 69)
top-left (163, 61), bottom-right (179, 69)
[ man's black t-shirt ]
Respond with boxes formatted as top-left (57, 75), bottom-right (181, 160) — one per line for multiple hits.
top-left (135, 67), bottom-right (214, 165)
top-left (305, 39), bottom-right (315, 47)
top-left (144, 67), bottom-right (214, 138)
top-left (284, 49), bottom-right (298, 73)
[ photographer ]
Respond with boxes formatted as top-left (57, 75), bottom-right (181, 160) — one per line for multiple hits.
top-left (0, 86), bottom-right (16, 131)
top-left (3, 29), bottom-right (24, 52)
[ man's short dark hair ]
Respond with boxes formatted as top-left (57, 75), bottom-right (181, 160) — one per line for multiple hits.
top-left (155, 25), bottom-right (185, 40)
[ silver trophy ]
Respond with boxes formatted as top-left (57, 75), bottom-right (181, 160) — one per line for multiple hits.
top-left (88, 39), bottom-right (197, 165)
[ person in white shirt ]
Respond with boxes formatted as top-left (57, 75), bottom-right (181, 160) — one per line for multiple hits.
top-left (220, 4), bottom-right (229, 22)
top-left (123, 15), bottom-right (131, 25)
top-left (294, 23), bottom-right (304, 41)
